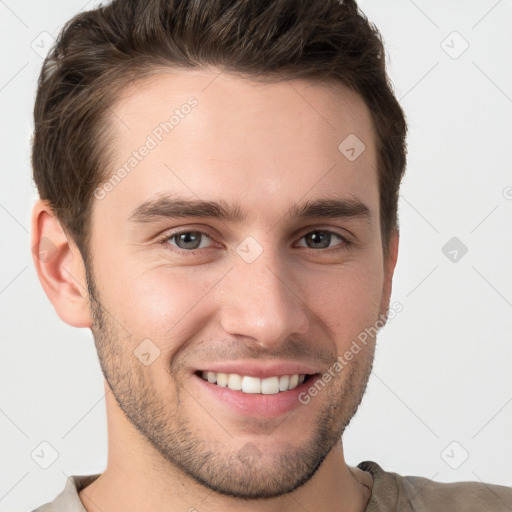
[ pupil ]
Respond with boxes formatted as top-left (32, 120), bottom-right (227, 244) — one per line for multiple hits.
top-left (178, 232), bottom-right (200, 249)
top-left (308, 231), bottom-right (329, 249)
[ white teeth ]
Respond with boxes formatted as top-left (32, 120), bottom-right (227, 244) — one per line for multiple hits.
top-left (199, 372), bottom-right (307, 394)
top-left (279, 375), bottom-right (289, 391)
top-left (216, 372), bottom-right (228, 387)
top-left (289, 374), bottom-right (299, 389)
top-left (242, 376), bottom-right (261, 394)
top-left (228, 373), bottom-right (242, 391)
top-left (261, 376), bottom-right (280, 394)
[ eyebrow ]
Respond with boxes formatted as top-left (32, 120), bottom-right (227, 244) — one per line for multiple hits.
top-left (128, 195), bottom-right (371, 224)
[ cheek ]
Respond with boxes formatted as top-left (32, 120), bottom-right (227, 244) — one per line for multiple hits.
top-left (102, 262), bottom-right (221, 352)
top-left (300, 260), bottom-right (384, 345)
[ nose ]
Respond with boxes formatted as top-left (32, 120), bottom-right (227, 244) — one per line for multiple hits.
top-left (219, 245), bottom-right (310, 351)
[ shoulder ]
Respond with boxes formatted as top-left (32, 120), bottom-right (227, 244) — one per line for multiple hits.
top-left (358, 460), bottom-right (512, 512)
top-left (30, 474), bottom-right (101, 512)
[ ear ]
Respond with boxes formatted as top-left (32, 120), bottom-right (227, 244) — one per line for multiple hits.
top-left (379, 229), bottom-right (399, 319)
top-left (31, 199), bottom-right (92, 328)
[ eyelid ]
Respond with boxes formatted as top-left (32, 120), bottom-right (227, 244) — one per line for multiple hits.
top-left (294, 224), bottom-right (353, 242)
top-left (295, 230), bottom-right (350, 247)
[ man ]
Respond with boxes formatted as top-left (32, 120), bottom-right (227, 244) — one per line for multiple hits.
top-left (30, 0), bottom-right (511, 511)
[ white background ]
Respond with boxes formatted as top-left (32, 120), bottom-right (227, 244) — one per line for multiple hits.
top-left (1, 0), bottom-right (511, 510)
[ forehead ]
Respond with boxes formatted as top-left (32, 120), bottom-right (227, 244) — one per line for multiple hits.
top-left (96, 68), bottom-right (378, 226)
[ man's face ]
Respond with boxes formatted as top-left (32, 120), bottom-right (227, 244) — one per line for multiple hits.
top-left (86, 69), bottom-right (394, 499)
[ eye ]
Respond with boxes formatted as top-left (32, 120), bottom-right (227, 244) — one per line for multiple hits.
top-left (157, 228), bottom-right (351, 256)
top-left (296, 230), bottom-right (351, 250)
top-left (159, 229), bottom-right (215, 253)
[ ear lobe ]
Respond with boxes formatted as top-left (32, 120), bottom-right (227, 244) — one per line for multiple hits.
top-left (31, 199), bottom-right (92, 328)
top-left (379, 229), bottom-right (399, 319)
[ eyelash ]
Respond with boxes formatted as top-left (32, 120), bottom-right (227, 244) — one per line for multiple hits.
top-left (156, 228), bottom-right (352, 256)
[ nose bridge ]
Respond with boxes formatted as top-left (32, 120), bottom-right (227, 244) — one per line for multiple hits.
top-left (219, 239), bottom-right (309, 347)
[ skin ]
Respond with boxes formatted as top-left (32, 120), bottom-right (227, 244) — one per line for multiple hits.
top-left (32, 68), bottom-right (399, 512)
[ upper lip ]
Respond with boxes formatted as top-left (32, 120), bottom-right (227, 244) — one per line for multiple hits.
top-left (195, 360), bottom-right (321, 379)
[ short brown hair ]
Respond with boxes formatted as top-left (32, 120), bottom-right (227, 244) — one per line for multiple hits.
top-left (32, 0), bottom-right (407, 262)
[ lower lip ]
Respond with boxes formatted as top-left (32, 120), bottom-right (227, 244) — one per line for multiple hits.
top-left (192, 373), bottom-right (318, 418)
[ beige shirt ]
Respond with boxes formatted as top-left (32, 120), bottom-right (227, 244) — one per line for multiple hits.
top-left (31, 460), bottom-right (512, 511)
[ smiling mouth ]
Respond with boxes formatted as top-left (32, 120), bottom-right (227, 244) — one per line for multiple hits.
top-left (195, 370), bottom-right (314, 395)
